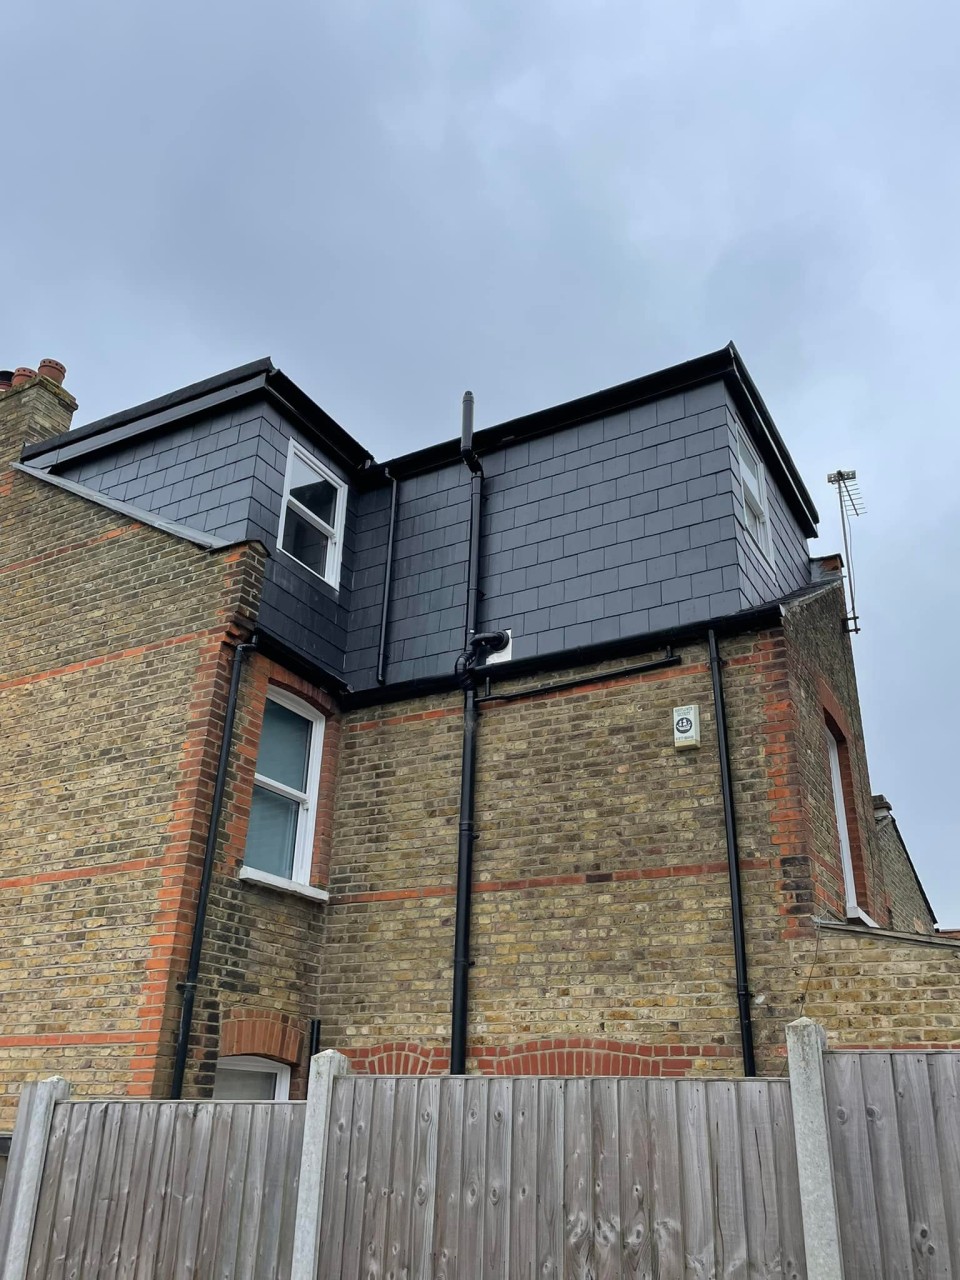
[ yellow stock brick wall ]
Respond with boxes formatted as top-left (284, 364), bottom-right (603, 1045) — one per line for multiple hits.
top-left (315, 582), bottom-right (957, 1078)
top-left (0, 380), bottom-right (266, 1123)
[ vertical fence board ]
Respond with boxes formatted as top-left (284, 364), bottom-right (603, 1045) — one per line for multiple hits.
top-left (858, 1055), bottom-right (912, 1278)
top-left (80, 1101), bottom-right (124, 1280)
top-left (278, 1106), bottom-right (306, 1280)
top-left (114, 1104), bottom-right (159, 1280)
top-left (154, 1103), bottom-right (197, 1279)
top-left (175, 1103), bottom-right (215, 1279)
top-left (509, 1078), bottom-right (537, 1280)
top-left (98, 1104), bottom-right (143, 1280)
top-left (64, 1102), bottom-right (107, 1279)
top-left (409, 1078), bottom-right (440, 1280)
top-left (213, 1103), bottom-right (254, 1280)
top-left (769, 1082), bottom-right (805, 1280)
top-left (254, 1105), bottom-right (292, 1279)
top-left (339, 1079), bottom-right (376, 1280)
top-left (135, 1102), bottom-right (178, 1280)
top-left (235, 1103), bottom-right (272, 1280)
top-left (929, 1055), bottom-right (960, 1276)
top-left (738, 1081), bottom-right (782, 1280)
top-left (647, 1079), bottom-right (683, 1277)
top-left (708, 1083), bottom-right (748, 1280)
top-left (318, 1077), bottom-right (356, 1280)
top-left (563, 1077), bottom-right (594, 1279)
top-left (434, 1076), bottom-right (464, 1280)
top-left (536, 1080), bottom-right (564, 1280)
top-left (47, 1102), bottom-right (94, 1280)
top-left (363, 1078), bottom-right (397, 1280)
top-left (824, 1053), bottom-right (883, 1280)
top-left (385, 1079), bottom-right (418, 1280)
top-left (195, 1103), bottom-right (234, 1277)
top-left (459, 1077), bottom-right (488, 1280)
top-left (891, 1054), bottom-right (952, 1279)
top-left (618, 1080), bottom-right (652, 1280)
top-left (483, 1077), bottom-right (513, 1280)
top-left (592, 1078), bottom-right (622, 1280)
top-left (677, 1079), bottom-right (714, 1279)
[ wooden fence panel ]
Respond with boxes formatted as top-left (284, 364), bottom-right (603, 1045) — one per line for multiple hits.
top-left (825, 1050), bottom-right (960, 1280)
top-left (312, 1075), bottom-right (804, 1280)
top-left (20, 1100), bottom-right (304, 1280)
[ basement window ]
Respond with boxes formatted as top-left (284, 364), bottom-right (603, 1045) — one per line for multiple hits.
top-left (212, 1055), bottom-right (291, 1100)
top-left (737, 428), bottom-right (773, 561)
top-left (241, 689), bottom-right (324, 888)
top-left (277, 440), bottom-right (347, 589)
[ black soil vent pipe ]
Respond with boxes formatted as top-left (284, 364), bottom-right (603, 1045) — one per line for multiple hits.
top-left (450, 392), bottom-right (508, 1075)
top-left (451, 391), bottom-right (483, 1076)
top-left (376, 470), bottom-right (398, 685)
top-left (171, 633), bottom-right (257, 1098)
top-left (707, 628), bottom-right (757, 1077)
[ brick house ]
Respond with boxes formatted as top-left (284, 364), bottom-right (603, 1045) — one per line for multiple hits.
top-left (0, 348), bottom-right (954, 1123)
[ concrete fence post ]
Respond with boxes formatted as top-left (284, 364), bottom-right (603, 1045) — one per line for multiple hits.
top-left (291, 1050), bottom-right (351, 1280)
top-left (786, 1018), bottom-right (845, 1280)
top-left (0, 1076), bottom-right (70, 1280)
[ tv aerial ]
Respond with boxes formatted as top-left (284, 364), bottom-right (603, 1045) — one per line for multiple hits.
top-left (827, 469), bottom-right (865, 633)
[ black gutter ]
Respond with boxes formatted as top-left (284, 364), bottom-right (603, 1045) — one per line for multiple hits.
top-left (171, 633), bottom-right (257, 1099)
top-left (376, 471), bottom-right (399, 685)
top-left (341, 594), bottom-right (805, 711)
top-left (707, 628), bottom-right (756, 1078)
top-left (451, 393), bottom-right (484, 1076)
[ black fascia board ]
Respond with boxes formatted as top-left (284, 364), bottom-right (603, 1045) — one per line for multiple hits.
top-left (339, 597), bottom-right (787, 710)
top-left (379, 344), bottom-right (819, 537)
top-left (22, 359), bottom-right (375, 476)
top-left (254, 627), bottom-right (353, 697)
top-left (22, 358), bottom-right (275, 461)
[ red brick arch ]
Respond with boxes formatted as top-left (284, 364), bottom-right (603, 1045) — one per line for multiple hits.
top-left (219, 1007), bottom-right (302, 1065)
top-left (345, 1042), bottom-right (449, 1075)
top-left (342, 1038), bottom-right (736, 1077)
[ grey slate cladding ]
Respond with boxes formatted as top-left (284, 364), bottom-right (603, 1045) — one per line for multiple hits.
top-left (47, 377), bottom-right (811, 688)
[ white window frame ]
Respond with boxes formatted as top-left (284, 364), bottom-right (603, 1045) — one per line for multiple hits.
top-left (736, 427), bottom-right (774, 563)
top-left (825, 728), bottom-right (877, 927)
top-left (213, 1055), bottom-right (291, 1100)
top-left (240, 687), bottom-right (325, 890)
top-left (276, 439), bottom-right (347, 590)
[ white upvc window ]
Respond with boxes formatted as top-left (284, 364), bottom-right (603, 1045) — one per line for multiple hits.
top-left (825, 727), bottom-right (877, 927)
top-left (737, 428), bottom-right (773, 561)
top-left (241, 689), bottom-right (324, 888)
top-left (212, 1055), bottom-right (291, 1100)
top-left (277, 440), bottom-right (347, 589)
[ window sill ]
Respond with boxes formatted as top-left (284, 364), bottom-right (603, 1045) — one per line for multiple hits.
top-left (276, 546), bottom-right (341, 596)
top-left (238, 866), bottom-right (330, 904)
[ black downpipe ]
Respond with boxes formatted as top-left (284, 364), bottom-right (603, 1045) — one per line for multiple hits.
top-left (308, 1018), bottom-right (322, 1059)
top-left (707, 628), bottom-right (757, 1078)
top-left (451, 392), bottom-right (483, 1075)
top-left (171, 634), bottom-right (257, 1099)
top-left (376, 471), bottom-right (399, 685)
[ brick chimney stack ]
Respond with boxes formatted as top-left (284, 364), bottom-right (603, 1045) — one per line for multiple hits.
top-left (0, 360), bottom-right (77, 464)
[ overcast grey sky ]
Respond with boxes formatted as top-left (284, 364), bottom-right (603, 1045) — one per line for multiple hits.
top-left (3, 1), bottom-right (958, 920)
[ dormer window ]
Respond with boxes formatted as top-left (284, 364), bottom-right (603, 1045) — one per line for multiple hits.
top-left (737, 428), bottom-right (773, 561)
top-left (277, 440), bottom-right (347, 588)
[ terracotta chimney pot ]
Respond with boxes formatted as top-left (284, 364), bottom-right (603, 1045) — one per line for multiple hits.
top-left (37, 358), bottom-right (67, 385)
top-left (11, 367), bottom-right (38, 387)
top-left (0, 371), bottom-right (13, 391)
